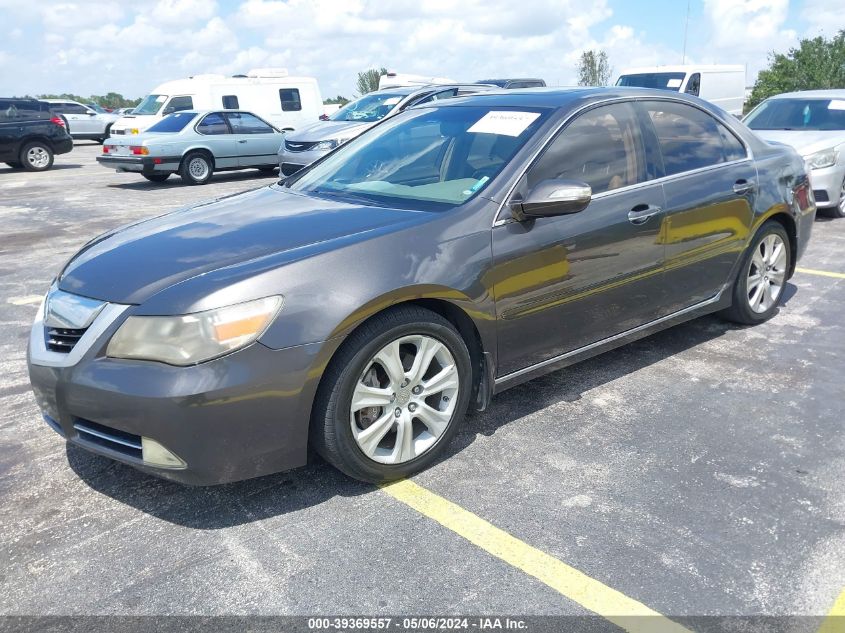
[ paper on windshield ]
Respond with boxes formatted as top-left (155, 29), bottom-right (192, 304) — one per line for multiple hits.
top-left (468, 111), bottom-right (540, 136)
top-left (667, 78), bottom-right (683, 88)
top-left (828, 100), bottom-right (845, 110)
top-left (383, 97), bottom-right (401, 105)
top-left (155, 95), bottom-right (167, 102)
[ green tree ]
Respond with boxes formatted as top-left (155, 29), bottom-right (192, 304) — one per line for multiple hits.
top-left (324, 95), bottom-right (350, 105)
top-left (747, 30), bottom-right (845, 110)
top-left (577, 50), bottom-right (612, 87)
top-left (356, 67), bottom-right (388, 95)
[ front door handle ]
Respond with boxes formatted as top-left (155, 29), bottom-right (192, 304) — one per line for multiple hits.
top-left (733, 179), bottom-right (756, 195)
top-left (627, 204), bottom-right (662, 225)
top-left (237, 139), bottom-right (248, 144)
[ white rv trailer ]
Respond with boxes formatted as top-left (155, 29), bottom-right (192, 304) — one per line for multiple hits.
top-left (615, 65), bottom-right (746, 115)
top-left (111, 69), bottom-right (322, 135)
top-left (378, 71), bottom-right (456, 90)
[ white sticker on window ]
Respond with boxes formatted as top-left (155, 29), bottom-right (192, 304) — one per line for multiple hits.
top-left (468, 111), bottom-right (540, 137)
top-left (828, 99), bottom-right (845, 110)
top-left (383, 97), bottom-right (401, 106)
top-left (667, 78), bottom-right (683, 88)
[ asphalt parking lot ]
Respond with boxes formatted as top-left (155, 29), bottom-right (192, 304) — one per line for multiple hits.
top-left (1, 142), bottom-right (844, 630)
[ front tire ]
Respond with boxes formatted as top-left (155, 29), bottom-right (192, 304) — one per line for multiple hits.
top-left (20, 141), bottom-right (54, 172)
top-left (721, 220), bottom-right (791, 325)
top-left (312, 306), bottom-right (473, 483)
top-left (820, 177), bottom-right (845, 219)
top-left (179, 151), bottom-right (213, 185)
top-left (143, 173), bottom-right (170, 183)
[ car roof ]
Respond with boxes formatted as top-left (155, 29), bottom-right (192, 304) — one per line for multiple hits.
top-left (431, 86), bottom-right (695, 109)
top-left (477, 78), bottom-right (545, 83)
top-left (767, 89), bottom-right (845, 100)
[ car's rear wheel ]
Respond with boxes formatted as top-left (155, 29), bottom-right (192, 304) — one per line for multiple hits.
top-left (98, 124), bottom-right (113, 144)
top-left (179, 151), bottom-right (213, 185)
top-left (143, 173), bottom-right (170, 183)
top-left (312, 306), bottom-right (472, 483)
top-left (722, 220), bottom-right (791, 325)
top-left (20, 141), bottom-right (54, 172)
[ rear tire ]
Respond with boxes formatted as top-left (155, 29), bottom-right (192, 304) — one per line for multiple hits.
top-left (311, 305), bottom-right (472, 483)
top-left (20, 141), bottom-right (54, 172)
top-left (99, 124), bottom-right (113, 144)
top-left (143, 173), bottom-right (170, 183)
top-left (179, 151), bottom-right (213, 185)
top-left (721, 220), bottom-right (791, 325)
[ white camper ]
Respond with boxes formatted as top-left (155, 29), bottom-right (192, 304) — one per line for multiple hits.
top-left (615, 65), bottom-right (746, 115)
top-left (378, 72), bottom-right (456, 90)
top-left (111, 69), bottom-right (322, 135)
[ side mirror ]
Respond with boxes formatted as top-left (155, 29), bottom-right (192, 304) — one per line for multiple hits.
top-left (510, 179), bottom-right (592, 219)
top-left (87, 111), bottom-right (97, 116)
top-left (163, 107), bottom-right (175, 116)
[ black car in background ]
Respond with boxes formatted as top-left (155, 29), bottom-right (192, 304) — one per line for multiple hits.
top-left (0, 98), bottom-right (73, 171)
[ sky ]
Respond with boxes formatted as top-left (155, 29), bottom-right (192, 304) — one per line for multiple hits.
top-left (0, 0), bottom-right (843, 100)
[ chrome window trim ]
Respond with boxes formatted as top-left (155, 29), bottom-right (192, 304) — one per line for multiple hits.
top-left (492, 95), bottom-right (754, 227)
top-left (29, 289), bottom-right (130, 368)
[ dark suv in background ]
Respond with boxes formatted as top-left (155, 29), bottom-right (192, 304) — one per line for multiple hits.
top-left (0, 98), bottom-right (73, 171)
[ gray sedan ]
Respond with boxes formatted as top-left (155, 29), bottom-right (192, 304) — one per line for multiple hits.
top-left (97, 110), bottom-right (283, 185)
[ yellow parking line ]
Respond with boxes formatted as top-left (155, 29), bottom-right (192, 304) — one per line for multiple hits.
top-left (818, 588), bottom-right (845, 633)
top-left (795, 267), bottom-right (845, 280)
top-left (381, 480), bottom-right (690, 633)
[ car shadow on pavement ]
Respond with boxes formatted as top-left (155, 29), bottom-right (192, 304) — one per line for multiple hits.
top-left (106, 171), bottom-right (279, 190)
top-left (66, 294), bottom-right (798, 529)
top-left (0, 164), bottom-right (83, 173)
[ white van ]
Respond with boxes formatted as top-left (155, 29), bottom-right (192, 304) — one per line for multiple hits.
top-left (615, 65), bottom-right (746, 115)
top-left (378, 72), bottom-right (456, 90)
top-left (111, 68), bottom-right (322, 135)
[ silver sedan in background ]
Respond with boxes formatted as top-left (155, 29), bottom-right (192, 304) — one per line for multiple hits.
top-left (97, 110), bottom-right (283, 185)
top-left (278, 84), bottom-right (496, 176)
top-left (745, 89), bottom-right (845, 218)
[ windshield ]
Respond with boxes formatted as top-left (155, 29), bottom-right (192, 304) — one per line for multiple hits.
top-left (133, 94), bottom-right (167, 115)
top-left (744, 98), bottom-right (845, 131)
top-left (146, 111), bottom-right (196, 133)
top-left (288, 105), bottom-right (548, 209)
top-left (329, 93), bottom-right (406, 122)
top-left (616, 72), bottom-right (686, 91)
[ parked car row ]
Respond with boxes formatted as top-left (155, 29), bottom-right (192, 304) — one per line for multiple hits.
top-left (0, 98), bottom-right (73, 171)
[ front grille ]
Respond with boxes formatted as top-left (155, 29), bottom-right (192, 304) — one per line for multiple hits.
top-left (73, 419), bottom-right (142, 460)
top-left (281, 162), bottom-right (304, 176)
top-left (813, 189), bottom-right (829, 203)
top-left (284, 140), bottom-right (317, 152)
top-left (45, 326), bottom-right (87, 353)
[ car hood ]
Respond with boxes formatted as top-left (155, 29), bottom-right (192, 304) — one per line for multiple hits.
top-left (753, 129), bottom-right (845, 156)
top-left (58, 185), bottom-right (427, 305)
top-left (285, 120), bottom-right (372, 143)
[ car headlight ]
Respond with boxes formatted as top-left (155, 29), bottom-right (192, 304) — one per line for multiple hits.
top-left (106, 296), bottom-right (283, 365)
top-left (805, 148), bottom-right (837, 170)
top-left (313, 137), bottom-right (351, 151)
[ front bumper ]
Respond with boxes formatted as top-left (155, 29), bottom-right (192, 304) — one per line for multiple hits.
top-left (96, 155), bottom-right (180, 175)
top-left (808, 163), bottom-right (845, 208)
top-left (27, 298), bottom-right (329, 485)
top-left (277, 147), bottom-right (329, 175)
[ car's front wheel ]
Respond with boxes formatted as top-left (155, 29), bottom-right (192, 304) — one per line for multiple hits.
top-left (179, 151), bottom-right (213, 185)
top-left (312, 306), bottom-right (472, 483)
top-left (822, 177), bottom-right (845, 219)
top-left (20, 141), bottom-right (54, 172)
top-left (722, 220), bottom-right (791, 325)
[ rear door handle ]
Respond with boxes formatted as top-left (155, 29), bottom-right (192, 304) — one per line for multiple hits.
top-left (733, 179), bottom-right (756, 195)
top-left (627, 204), bottom-right (662, 225)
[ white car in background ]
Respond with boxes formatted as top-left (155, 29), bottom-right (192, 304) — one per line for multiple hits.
top-left (41, 99), bottom-right (119, 143)
top-left (745, 89), bottom-right (845, 218)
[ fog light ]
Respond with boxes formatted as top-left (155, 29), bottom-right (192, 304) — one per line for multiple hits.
top-left (142, 437), bottom-right (186, 468)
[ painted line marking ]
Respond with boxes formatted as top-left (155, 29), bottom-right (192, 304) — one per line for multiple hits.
top-left (795, 267), bottom-right (845, 280)
top-left (818, 588), bottom-right (845, 633)
top-left (7, 295), bottom-right (43, 306)
top-left (381, 480), bottom-right (690, 633)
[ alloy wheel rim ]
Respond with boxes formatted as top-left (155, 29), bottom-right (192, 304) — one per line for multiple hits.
top-left (189, 157), bottom-right (209, 179)
top-left (747, 233), bottom-right (787, 314)
top-left (27, 147), bottom-right (49, 168)
top-left (350, 335), bottom-right (459, 465)
top-left (839, 180), bottom-right (845, 214)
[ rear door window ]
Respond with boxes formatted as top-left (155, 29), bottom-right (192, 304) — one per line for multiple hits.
top-left (225, 112), bottom-right (275, 134)
top-left (222, 95), bottom-right (239, 109)
top-left (641, 101), bottom-right (747, 176)
top-left (279, 89), bottom-right (302, 111)
top-left (197, 112), bottom-right (230, 135)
